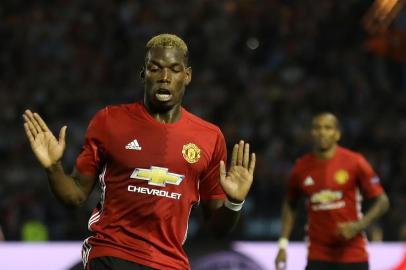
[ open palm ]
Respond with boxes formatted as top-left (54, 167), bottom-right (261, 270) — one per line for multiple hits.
top-left (23, 110), bottom-right (67, 168)
top-left (220, 141), bottom-right (256, 202)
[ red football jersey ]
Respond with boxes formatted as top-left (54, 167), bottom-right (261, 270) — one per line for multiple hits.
top-left (287, 146), bottom-right (384, 263)
top-left (76, 102), bottom-right (227, 270)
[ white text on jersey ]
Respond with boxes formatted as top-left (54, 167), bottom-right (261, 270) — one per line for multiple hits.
top-left (128, 185), bottom-right (181, 200)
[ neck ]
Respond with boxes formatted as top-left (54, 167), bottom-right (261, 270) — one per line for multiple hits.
top-left (145, 102), bottom-right (182, 124)
top-left (314, 145), bottom-right (337, 160)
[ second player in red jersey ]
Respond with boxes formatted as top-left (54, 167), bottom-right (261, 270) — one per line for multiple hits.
top-left (275, 113), bottom-right (389, 270)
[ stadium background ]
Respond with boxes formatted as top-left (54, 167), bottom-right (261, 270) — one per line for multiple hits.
top-left (1, 0), bottom-right (406, 268)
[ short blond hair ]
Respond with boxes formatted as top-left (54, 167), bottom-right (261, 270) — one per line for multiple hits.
top-left (145, 34), bottom-right (189, 64)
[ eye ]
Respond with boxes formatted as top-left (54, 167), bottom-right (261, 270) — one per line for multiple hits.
top-left (171, 65), bottom-right (183, 73)
top-left (148, 65), bottom-right (159, 72)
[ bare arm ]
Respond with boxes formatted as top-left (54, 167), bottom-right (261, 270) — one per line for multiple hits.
top-left (359, 193), bottom-right (390, 229)
top-left (338, 193), bottom-right (390, 240)
top-left (202, 141), bottom-right (256, 237)
top-left (275, 198), bottom-right (298, 270)
top-left (280, 198), bottom-right (298, 239)
top-left (23, 110), bottom-right (96, 207)
top-left (46, 164), bottom-right (96, 207)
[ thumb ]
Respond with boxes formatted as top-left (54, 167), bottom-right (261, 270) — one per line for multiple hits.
top-left (59, 125), bottom-right (67, 145)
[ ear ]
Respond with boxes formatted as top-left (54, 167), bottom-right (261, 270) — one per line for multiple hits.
top-left (336, 130), bottom-right (341, 142)
top-left (185, 67), bottom-right (192, 86)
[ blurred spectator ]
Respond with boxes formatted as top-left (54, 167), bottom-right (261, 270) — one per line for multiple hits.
top-left (21, 220), bottom-right (49, 242)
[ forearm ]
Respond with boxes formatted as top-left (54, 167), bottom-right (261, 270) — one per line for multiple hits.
top-left (359, 194), bottom-right (390, 229)
top-left (280, 199), bottom-right (297, 239)
top-left (206, 202), bottom-right (242, 238)
top-left (46, 162), bottom-right (87, 207)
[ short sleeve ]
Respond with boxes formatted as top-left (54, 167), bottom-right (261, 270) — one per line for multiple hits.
top-left (75, 108), bottom-right (108, 176)
top-left (287, 162), bottom-right (302, 200)
top-left (199, 131), bottom-right (227, 200)
top-left (356, 154), bottom-right (384, 199)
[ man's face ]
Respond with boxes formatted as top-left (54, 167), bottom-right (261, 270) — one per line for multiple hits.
top-left (143, 47), bottom-right (191, 112)
top-left (311, 115), bottom-right (341, 151)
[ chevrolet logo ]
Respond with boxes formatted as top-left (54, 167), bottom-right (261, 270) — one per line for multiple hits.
top-left (130, 166), bottom-right (184, 187)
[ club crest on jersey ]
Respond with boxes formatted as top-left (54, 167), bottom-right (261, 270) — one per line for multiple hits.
top-left (182, 143), bottom-right (201, 164)
top-left (335, 169), bottom-right (349, 185)
top-left (130, 166), bottom-right (184, 187)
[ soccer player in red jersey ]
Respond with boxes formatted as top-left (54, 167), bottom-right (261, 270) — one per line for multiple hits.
top-left (275, 113), bottom-right (389, 270)
top-left (23, 34), bottom-right (256, 270)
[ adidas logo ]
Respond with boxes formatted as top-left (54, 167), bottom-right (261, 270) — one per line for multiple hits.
top-left (125, 139), bottom-right (142, 150)
top-left (304, 176), bottom-right (314, 186)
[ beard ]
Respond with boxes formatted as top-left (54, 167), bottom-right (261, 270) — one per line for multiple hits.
top-left (146, 99), bottom-right (171, 112)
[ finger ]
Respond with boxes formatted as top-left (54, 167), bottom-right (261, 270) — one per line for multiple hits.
top-left (24, 115), bottom-right (39, 136)
top-left (25, 110), bottom-right (42, 134)
top-left (22, 114), bottom-right (33, 129)
top-left (219, 160), bottom-right (227, 184)
top-left (231, 144), bottom-right (238, 167)
top-left (59, 126), bottom-right (67, 146)
top-left (275, 260), bottom-right (280, 270)
top-left (33, 112), bottom-right (51, 132)
top-left (237, 140), bottom-right (244, 166)
top-left (23, 109), bottom-right (33, 120)
top-left (24, 123), bottom-right (36, 145)
top-left (243, 143), bottom-right (250, 168)
top-left (249, 153), bottom-right (256, 175)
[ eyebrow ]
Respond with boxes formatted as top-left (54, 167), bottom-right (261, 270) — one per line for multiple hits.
top-left (148, 60), bottom-right (184, 68)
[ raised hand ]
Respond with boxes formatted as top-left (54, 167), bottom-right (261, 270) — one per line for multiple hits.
top-left (23, 110), bottom-right (67, 169)
top-left (219, 140), bottom-right (256, 202)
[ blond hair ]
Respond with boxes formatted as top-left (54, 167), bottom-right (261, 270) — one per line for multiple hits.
top-left (145, 34), bottom-right (189, 64)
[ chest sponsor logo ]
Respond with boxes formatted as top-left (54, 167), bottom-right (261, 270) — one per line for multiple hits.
top-left (182, 143), bottom-right (201, 164)
top-left (130, 166), bottom-right (184, 187)
top-left (310, 189), bottom-right (345, 211)
top-left (304, 176), bottom-right (314, 186)
top-left (334, 169), bottom-right (349, 185)
top-left (128, 166), bottom-right (184, 200)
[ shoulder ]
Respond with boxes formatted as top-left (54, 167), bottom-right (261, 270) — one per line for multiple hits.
top-left (183, 109), bottom-right (223, 137)
top-left (294, 153), bottom-right (313, 169)
top-left (91, 103), bottom-right (139, 119)
top-left (336, 146), bottom-right (364, 161)
top-left (104, 103), bottom-right (139, 115)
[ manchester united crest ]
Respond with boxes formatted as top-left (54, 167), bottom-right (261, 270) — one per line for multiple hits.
top-left (182, 143), bottom-right (201, 164)
top-left (335, 169), bottom-right (349, 185)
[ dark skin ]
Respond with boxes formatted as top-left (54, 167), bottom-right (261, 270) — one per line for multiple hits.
top-left (275, 113), bottom-right (389, 270)
top-left (142, 47), bottom-right (191, 122)
top-left (23, 46), bottom-right (256, 237)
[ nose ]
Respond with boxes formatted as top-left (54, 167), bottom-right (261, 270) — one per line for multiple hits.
top-left (158, 68), bottom-right (171, 83)
top-left (318, 128), bottom-right (327, 136)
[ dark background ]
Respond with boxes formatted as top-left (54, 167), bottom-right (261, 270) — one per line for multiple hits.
top-left (1, 0), bottom-right (406, 243)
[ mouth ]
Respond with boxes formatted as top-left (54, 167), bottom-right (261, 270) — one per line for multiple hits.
top-left (155, 88), bottom-right (172, 102)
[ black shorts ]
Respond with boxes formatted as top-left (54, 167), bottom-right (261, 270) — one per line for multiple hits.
top-left (305, 260), bottom-right (369, 270)
top-left (87, 256), bottom-right (155, 270)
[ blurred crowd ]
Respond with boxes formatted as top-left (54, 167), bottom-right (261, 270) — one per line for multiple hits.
top-left (1, 0), bottom-right (406, 242)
